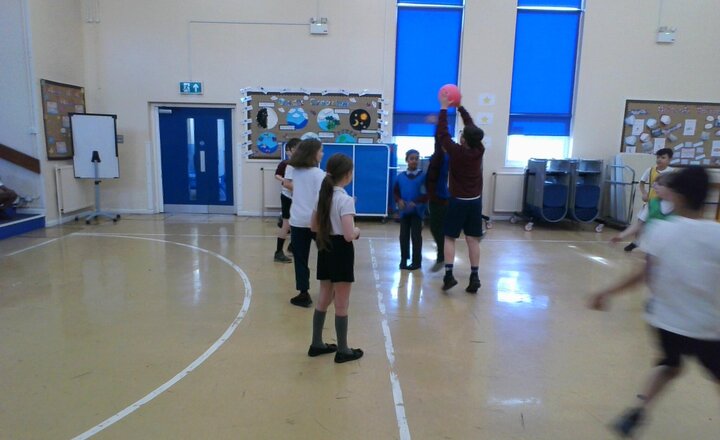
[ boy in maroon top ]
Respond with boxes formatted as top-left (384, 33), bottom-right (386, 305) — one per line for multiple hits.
top-left (436, 93), bottom-right (485, 293)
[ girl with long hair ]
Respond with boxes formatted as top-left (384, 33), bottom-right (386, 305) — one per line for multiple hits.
top-left (307, 153), bottom-right (363, 363)
top-left (285, 139), bottom-right (325, 307)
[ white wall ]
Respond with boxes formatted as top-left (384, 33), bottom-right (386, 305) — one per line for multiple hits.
top-left (22, 0), bottom-right (85, 220)
top-left (0, 0), bottom-right (43, 204)
top-left (73, 0), bottom-right (394, 216)
top-left (10, 0), bottom-right (720, 221)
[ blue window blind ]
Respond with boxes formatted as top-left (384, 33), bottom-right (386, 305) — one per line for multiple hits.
top-left (509, 9), bottom-right (581, 136)
top-left (393, 7), bottom-right (462, 136)
top-left (398, 0), bottom-right (463, 5)
top-left (518, 0), bottom-right (582, 7)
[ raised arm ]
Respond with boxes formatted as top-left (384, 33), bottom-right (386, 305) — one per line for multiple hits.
top-left (458, 105), bottom-right (475, 127)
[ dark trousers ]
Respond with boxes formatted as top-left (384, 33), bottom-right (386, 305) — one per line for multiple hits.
top-left (400, 214), bottom-right (423, 265)
top-left (429, 200), bottom-right (447, 261)
top-left (290, 226), bottom-right (314, 291)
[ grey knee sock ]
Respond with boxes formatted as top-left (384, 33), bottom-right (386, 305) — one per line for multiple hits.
top-left (311, 310), bottom-right (327, 348)
top-left (335, 315), bottom-right (351, 354)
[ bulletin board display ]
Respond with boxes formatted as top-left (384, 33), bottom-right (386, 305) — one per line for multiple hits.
top-left (244, 90), bottom-right (383, 159)
top-left (40, 79), bottom-right (86, 160)
top-left (620, 99), bottom-right (720, 168)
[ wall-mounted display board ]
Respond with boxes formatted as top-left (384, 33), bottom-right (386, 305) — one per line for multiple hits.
top-left (620, 99), bottom-right (720, 168)
top-left (40, 79), bottom-right (86, 160)
top-left (243, 90), bottom-right (383, 159)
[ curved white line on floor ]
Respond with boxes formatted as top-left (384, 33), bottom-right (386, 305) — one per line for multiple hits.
top-left (70, 233), bottom-right (252, 440)
top-left (368, 239), bottom-right (411, 440)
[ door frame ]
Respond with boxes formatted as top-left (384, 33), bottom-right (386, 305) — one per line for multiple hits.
top-left (149, 102), bottom-right (239, 214)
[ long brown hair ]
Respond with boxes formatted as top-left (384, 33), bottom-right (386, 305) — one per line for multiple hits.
top-left (316, 154), bottom-right (354, 251)
top-left (288, 139), bottom-right (322, 168)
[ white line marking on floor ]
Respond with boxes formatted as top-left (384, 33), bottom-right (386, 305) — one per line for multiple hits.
top-left (70, 233), bottom-right (252, 440)
top-left (369, 239), bottom-right (411, 440)
top-left (5, 237), bottom-right (63, 257)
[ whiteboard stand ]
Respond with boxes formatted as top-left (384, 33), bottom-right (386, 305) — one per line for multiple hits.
top-left (85, 150), bottom-right (120, 224)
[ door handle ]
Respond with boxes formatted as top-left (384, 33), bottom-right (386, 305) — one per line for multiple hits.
top-left (199, 150), bottom-right (206, 173)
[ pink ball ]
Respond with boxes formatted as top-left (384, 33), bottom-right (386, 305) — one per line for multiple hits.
top-left (438, 84), bottom-right (461, 106)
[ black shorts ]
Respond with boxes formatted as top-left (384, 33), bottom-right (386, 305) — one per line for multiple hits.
top-left (443, 197), bottom-right (484, 238)
top-left (655, 327), bottom-right (720, 380)
top-left (316, 235), bottom-right (354, 283)
top-left (280, 194), bottom-right (292, 219)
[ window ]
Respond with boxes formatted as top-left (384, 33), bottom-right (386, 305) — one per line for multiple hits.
top-left (506, 0), bottom-right (583, 167)
top-left (393, 1), bottom-right (464, 166)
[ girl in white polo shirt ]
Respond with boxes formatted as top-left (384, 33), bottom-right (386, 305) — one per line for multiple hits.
top-left (307, 153), bottom-right (363, 363)
top-left (285, 139), bottom-right (325, 308)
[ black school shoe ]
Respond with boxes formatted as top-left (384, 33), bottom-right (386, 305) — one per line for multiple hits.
top-left (624, 242), bottom-right (638, 252)
top-left (290, 292), bottom-right (312, 308)
top-left (407, 262), bottom-right (421, 271)
top-left (442, 273), bottom-right (458, 291)
top-left (611, 407), bottom-right (644, 438)
top-left (274, 251), bottom-right (292, 263)
top-left (308, 343), bottom-right (338, 357)
top-left (466, 274), bottom-right (481, 293)
top-left (334, 348), bottom-right (364, 363)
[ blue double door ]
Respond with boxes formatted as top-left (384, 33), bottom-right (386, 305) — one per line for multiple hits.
top-left (159, 107), bottom-right (234, 213)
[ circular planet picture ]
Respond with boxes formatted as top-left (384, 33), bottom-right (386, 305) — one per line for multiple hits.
top-left (335, 132), bottom-right (356, 143)
top-left (286, 107), bottom-right (309, 129)
top-left (349, 109), bottom-right (371, 130)
top-left (317, 108), bottom-right (341, 131)
top-left (256, 107), bottom-right (278, 129)
top-left (257, 132), bottom-right (278, 154)
top-left (301, 132), bottom-right (320, 141)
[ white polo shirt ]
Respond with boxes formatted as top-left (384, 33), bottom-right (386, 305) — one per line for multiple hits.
top-left (640, 217), bottom-right (720, 340)
top-left (319, 187), bottom-right (356, 235)
top-left (286, 166), bottom-right (326, 228)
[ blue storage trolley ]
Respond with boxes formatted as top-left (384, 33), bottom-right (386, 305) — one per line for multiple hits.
top-left (568, 159), bottom-right (604, 232)
top-left (511, 159), bottom-right (572, 231)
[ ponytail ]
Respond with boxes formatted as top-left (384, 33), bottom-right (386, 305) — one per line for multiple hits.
top-left (316, 175), bottom-right (335, 251)
top-left (315, 154), bottom-right (354, 251)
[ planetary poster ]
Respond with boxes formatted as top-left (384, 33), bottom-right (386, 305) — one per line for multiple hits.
top-left (244, 90), bottom-right (383, 159)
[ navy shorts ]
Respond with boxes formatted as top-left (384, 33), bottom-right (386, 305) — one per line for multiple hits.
top-left (655, 327), bottom-right (720, 380)
top-left (443, 197), bottom-right (484, 238)
top-left (280, 194), bottom-right (292, 219)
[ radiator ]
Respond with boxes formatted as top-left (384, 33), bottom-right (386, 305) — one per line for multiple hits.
top-left (492, 172), bottom-right (524, 213)
top-left (55, 166), bottom-right (93, 214)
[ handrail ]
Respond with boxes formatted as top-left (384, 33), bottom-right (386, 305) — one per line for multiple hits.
top-left (0, 143), bottom-right (41, 174)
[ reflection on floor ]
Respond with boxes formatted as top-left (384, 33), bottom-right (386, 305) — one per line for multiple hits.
top-left (0, 215), bottom-right (717, 439)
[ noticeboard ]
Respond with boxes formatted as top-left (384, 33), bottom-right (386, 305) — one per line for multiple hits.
top-left (620, 99), bottom-right (720, 168)
top-left (40, 79), bottom-right (86, 160)
top-left (245, 90), bottom-right (383, 160)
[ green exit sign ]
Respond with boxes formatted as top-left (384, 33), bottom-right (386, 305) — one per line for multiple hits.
top-left (179, 81), bottom-right (203, 95)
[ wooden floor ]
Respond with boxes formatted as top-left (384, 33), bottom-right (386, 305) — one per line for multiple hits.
top-left (0, 215), bottom-right (717, 439)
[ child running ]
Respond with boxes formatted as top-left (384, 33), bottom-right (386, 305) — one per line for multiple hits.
top-left (589, 166), bottom-right (720, 438)
top-left (610, 172), bottom-right (674, 244)
top-left (308, 153), bottom-right (363, 363)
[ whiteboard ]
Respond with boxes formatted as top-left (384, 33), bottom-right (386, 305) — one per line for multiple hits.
top-left (70, 113), bottom-right (119, 178)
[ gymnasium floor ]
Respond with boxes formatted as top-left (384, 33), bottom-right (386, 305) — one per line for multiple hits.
top-left (0, 215), bottom-right (717, 439)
